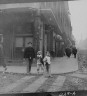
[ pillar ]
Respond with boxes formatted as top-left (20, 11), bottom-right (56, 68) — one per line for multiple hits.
top-left (34, 10), bottom-right (44, 55)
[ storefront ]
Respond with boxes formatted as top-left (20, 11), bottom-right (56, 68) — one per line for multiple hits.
top-left (0, 7), bottom-right (64, 60)
top-left (0, 8), bottom-right (37, 59)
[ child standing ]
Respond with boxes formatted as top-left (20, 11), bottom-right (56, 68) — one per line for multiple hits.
top-left (37, 51), bottom-right (44, 74)
top-left (43, 51), bottom-right (52, 77)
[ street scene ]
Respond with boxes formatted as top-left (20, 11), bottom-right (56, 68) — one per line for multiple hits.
top-left (0, 55), bottom-right (85, 93)
top-left (0, 0), bottom-right (87, 95)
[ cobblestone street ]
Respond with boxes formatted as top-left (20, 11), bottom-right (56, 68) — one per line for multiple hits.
top-left (0, 71), bottom-right (87, 93)
top-left (0, 55), bottom-right (85, 94)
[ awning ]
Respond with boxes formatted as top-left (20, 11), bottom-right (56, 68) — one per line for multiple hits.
top-left (0, 6), bottom-right (62, 34)
top-left (0, 3), bottom-right (40, 10)
top-left (40, 9), bottom-right (62, 34)
top-left (40, 9), bottom-right (58, 27)
top-left (0, 7), bottom-right (37, 26)
top-left (0, 0), bottom-right (69, 4)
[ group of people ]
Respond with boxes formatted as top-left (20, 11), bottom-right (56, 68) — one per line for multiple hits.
top-left (0, 40), bottom-right (77, 77)
top-left (24, 42), bottom-right (52, 77)
top-left (23, 42), bottom-right (78, 77)
top-left (65, 46), bottom-right (77, 58)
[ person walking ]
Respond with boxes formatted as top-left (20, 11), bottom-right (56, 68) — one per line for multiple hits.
top-left (72, 46), bottom-right (77, 58)
top-left (43, 51), bottom-right (52, 77)
top-left (36, 51), bottom-right (44, 74)
top-left (65, 46), bottom-right (72, 58)
top-left (24, 42), bottom-right (35, 74)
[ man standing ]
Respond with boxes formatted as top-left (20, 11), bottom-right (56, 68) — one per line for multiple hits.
top-left (72, 46), bottom-right (77, 58)
top-left (24, 42), bottom-right (35, 74)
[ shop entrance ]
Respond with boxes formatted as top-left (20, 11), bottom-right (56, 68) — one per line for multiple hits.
top-left (14, 36), bottom-right (33, 59)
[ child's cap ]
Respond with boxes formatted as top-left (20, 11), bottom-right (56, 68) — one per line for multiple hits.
top-left (37, 51), bottom-right (42, 54)
top-left (46, 51), bottom-right (50, 56)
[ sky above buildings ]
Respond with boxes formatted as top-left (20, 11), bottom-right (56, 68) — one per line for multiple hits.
top-left (69, 0), bottom-right (87, 45)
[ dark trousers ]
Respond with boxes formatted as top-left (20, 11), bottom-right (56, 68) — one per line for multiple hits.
top-left (28, 59), bottom-right (33, 72)
top-left (73, 53), bottom-right (76, 58)
top-left (46, 63), bottom-right (50, 72)
top-left (26, 58), bottom-right (33, 73)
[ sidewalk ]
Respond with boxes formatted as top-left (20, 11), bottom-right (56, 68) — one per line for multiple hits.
top-left (0, 56), bottom-right (78, 74)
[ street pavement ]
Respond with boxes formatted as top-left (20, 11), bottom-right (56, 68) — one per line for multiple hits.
top-left (0, 57), bottom-right (81, 94)
top-left (0, 56), bottom-right (78, 74)
top-left (0, 72), bottom-right (87, 93)
top-left (0, 56), bottom-right (87, 93)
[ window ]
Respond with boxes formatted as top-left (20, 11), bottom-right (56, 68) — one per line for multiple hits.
top-left (15, 37), bottom-right (23, 47)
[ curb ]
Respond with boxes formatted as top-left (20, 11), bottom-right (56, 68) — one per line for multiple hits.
top-left (0, 70), bottom-right (78, 76)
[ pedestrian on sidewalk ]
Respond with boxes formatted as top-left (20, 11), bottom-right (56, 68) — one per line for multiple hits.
top-left (72, 46), bottom-right (77, 58)
top-left (65, 46), bottom-right (72, 58)
top-left (36, 51), bottom-right (44, 74)
top-left (43, 51), bottom-right (52, 77)
top-left (0, 35), bottom-right (7, 74)
top-left (23, 42), bottom-right (35, 74)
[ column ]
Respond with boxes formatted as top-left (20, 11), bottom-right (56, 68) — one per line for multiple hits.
top-left (39, 21), bottom-right (44, 52)
top-left (34, 10), bottom-right (44, 54)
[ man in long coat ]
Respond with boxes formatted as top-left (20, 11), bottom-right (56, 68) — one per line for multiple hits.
top-left (65, 46), bottom-right (72, 58)
top-left (24, 42), bottom-right (35, 74)
top-left (72, 46), bottom-right (77, 58)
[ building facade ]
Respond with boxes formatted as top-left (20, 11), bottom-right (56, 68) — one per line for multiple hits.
top-left (39, 1), bottom-right (73, 56)
top-left (0, 1), bottom-right (73, 60)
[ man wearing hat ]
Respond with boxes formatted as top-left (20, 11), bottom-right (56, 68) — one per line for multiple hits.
top-left (24, 42), bottom-right (35, 74)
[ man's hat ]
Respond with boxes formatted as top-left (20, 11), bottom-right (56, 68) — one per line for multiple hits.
top-left (28, 42), bottom-right (32, 44)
